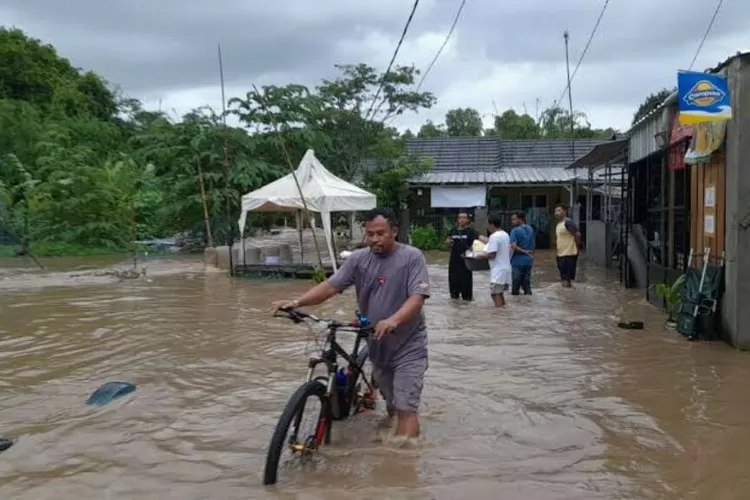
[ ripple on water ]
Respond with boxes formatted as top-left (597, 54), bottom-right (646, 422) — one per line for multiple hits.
top-left (0, 252), bottom-right (748, 499)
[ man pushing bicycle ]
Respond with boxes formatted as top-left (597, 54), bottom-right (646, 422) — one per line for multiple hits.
top-left (271, 207), bottom-right (430, 438)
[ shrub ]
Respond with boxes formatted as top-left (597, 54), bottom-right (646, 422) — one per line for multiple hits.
top-left (410, 225), bottom-right (441, 251)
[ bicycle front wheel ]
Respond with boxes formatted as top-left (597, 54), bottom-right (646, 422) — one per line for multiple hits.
top-left (263, 379), bottom-right (331, 486)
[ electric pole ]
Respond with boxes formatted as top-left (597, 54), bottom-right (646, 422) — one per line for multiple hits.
top-left (564, 30), bottom-right (577, 214)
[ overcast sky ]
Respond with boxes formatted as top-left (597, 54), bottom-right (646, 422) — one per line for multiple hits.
top-left (2, 0), bottom-right (748, 133)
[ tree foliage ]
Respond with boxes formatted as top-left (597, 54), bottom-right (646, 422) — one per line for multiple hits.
top-left (0, 27), bottom-right (622, 255)
top-left (0, 28), bottom-right (437, 254)
top-left (229, 63), bottom-right (435, 181)
top-left (363, 156), bottom-right (433, 212)
top-left (632, 88), bottom-right (675, 126)
top-left (415, 106), bottom-right (615, 140)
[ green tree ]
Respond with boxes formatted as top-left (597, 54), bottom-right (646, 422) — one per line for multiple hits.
top-left (363, 156), bottom-right (433, 211)
top-left (487, 110), bottom-right (541, 139)
top-left (230, 63), bottom-right (435, 180)
top-left (133, 107), bottom-right (282, 244)
top-left (0, 28), bottom-right (441, 255)
top-left (444, 107), bottom-right (484, 136)
top-left (417, 120), bottom-right (446, 138)
top-left (632, 88), bottom-right (675, 126)
top-left (539, 106), bottom-right (615, 139)
top-left (0, 28), bottom-right (117, 120)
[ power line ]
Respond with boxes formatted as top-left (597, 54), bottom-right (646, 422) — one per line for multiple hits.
top-left (688, 0), bottom-right (724, 70)
top-left (520, 0), bottom-right (611, 157)
top-left (364, 0), bottom-right (421, 122)
top-left (386, 0), bottom-right (466, 127)
top-left (415, 0), bottom-right (467, 92)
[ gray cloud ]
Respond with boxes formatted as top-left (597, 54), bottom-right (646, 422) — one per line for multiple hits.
top-left (2, 0), bottom-right (748, 131)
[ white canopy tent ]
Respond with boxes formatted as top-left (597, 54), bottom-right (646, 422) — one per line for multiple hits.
top-left (237, 149), bottom-right (376, 271)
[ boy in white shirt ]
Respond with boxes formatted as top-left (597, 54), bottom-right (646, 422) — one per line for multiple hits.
top-left (476, 213), bottom-right (512, 307)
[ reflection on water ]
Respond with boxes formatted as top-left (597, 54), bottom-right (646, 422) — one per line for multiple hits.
top-left (0, 251), bottom-right (748, 499)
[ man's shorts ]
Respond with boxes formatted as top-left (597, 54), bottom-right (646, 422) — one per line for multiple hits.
top-left (372, 357), bottom-right (428, 413)
top-left (490, 282), bottom-right (509, 295)
top-left (556, 254), bottom-right (578, 281)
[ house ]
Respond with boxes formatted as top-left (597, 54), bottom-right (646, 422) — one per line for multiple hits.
top-left (593, 51), bottom-right (750, 350)
top-left (565, 138), bottom-right (628, 269)
top-left (402, 137), bottom-right (614, 249)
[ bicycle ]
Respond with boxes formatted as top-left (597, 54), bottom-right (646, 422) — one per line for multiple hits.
top-left (263, 307), bottom-right (378, 486)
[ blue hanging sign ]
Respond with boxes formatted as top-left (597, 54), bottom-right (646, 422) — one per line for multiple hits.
top-left (677, 70), bottom-right (732, 125)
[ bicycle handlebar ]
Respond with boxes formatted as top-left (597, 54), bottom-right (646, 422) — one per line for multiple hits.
top-left (274, 307), bottom-right (372, 332)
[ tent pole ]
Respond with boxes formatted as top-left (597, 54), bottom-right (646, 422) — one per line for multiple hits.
top-left (330, 215), bottom-right (339, 269)
top-left (297, 210), bottom-right (304, 264)
top-left (242, 231), bottom-right (246, 267)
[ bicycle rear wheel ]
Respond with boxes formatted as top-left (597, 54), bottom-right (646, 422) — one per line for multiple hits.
top-left (263, 379), bottom-right (331, 486)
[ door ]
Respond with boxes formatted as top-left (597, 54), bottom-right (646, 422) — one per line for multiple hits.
top-left (522, 194), bottom-right (550, 249)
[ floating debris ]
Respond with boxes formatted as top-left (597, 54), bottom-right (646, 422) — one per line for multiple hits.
top-left (86, 381), bottom-right (136, 406)
top-left (617, 321), bottom-right (644, 330)
top-left (69, 268), bottom-right (147, 281)
top-left (0, 438), bottom-right (14, 452)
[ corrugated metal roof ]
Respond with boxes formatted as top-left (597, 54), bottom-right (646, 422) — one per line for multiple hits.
top-left (628, 104), bottom-right (671, 164)
top-left (410, 166), bottom-right (622, 185)
top-left (411, 167), bottom-right (576, 185)
top-left (567, 139), bottom-right (628, 169)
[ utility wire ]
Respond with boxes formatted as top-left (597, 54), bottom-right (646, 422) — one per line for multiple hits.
top-left (688, 0), bottom-right (724, 70)
top-left (364, 0), bottom-right (421, 122)
top-left (521, 0), bottom-right (611, 156)
top-left (386, 0), bottom-right (466, 127)
top-left (415, 0), bottom-right (467, 92)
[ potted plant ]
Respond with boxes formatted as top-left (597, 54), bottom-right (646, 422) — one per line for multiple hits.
top-left (652, 274), bottom-right (686, 329)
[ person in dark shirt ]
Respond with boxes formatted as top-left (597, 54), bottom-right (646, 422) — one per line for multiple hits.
top-left (509, 211), bottom-right (535, 295)
top-left (445, 209), bottom-right (478, 301)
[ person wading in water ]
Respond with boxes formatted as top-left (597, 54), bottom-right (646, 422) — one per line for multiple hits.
top-left (554, 203), bottom-right (582, 288)
top-left (445, 209), bottom-right (477, 301)
top-left (509, 211), bottom-right (534, 295)
top-left (271, 208), bottom-right (430, 438)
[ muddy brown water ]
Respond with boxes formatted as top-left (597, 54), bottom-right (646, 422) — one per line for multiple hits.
top-left (1, 250), bottom-right (749, 499)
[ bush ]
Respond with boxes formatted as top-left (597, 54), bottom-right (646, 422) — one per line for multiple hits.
top-left (410, 225), bottom-right (442, 251)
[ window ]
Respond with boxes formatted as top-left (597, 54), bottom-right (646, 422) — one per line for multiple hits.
top-left (488, 195), bottom-right (508, 210)
top-left (535, 195), bottom-right (547, 208)
top-left (521, 195), bottom-right (533, 209)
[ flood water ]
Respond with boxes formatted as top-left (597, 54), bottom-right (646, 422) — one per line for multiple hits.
top-left (1, 249), bottom-right (749, 499)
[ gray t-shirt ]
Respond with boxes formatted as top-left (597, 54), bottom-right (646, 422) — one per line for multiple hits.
top-left (327, 244), bottom-right (430, 368)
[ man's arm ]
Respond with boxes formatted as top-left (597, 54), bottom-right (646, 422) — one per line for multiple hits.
top-left (445, 228), bottom-right (454, 249)
top-left (510, 228), bottom-right (529, 255)
top-left (294, 255), bottom-right (357, 307)
top-left (388, 251), bottom-right (430, 326)
top-left (292, 282), bottom-right (340, 308)
top-left (475, 234), bottom-right (497, 260)
top-left (564, 219), bottom-right (582, 248)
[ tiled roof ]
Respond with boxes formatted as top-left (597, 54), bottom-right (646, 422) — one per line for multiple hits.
top-left (411, 168), bottom-right (575, 185)
top-left (404, 137), bottom-right (500, 171)
top-left (403, 137), bottom-right (608, 172)
top-left (359, 137), bottom-right (620, 185)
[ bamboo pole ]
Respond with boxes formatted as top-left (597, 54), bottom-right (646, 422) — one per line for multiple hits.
top-left (251, 83), bottom-right (325, 270)
top-left (218, 44), bottom-right (234, 276)
top-left (196, 157), bottom-right (214, 247)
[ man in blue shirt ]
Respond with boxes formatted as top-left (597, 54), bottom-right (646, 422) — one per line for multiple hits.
top-left (509, 211), bottom-right (534, 295)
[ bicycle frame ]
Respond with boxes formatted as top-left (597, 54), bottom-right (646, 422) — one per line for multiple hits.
top-left (304, 327), bottom-right (371, 397)
top-left (276, 308), bottom-right (374, 397)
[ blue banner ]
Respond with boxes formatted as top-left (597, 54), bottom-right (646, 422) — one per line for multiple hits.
top-left (677, 70), bottom-right (732, 124)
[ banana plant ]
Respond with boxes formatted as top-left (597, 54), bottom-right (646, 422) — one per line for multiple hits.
top-left (653, 274), bottom-right (686, 322)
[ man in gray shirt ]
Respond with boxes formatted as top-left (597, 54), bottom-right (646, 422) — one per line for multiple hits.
top-left (271, 208), bottom-right (430, 438)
